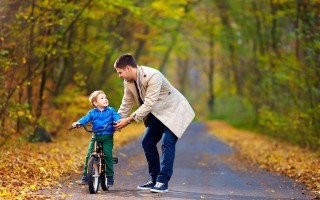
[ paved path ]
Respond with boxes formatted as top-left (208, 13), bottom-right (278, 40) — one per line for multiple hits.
top-left (43, 123), bottom-right (312, 199)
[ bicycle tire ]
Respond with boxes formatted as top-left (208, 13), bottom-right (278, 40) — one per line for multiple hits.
top-left (100, 172), bottom-right (109, 191)
top-left (88, 156), bottom-right (100, 194)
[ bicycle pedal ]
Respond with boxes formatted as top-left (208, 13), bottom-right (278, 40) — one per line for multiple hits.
top-left (112, 157), bottom-right (118, 164)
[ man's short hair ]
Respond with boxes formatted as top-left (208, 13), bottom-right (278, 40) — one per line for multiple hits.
top-left (114, 53), bottom-right (137, 69)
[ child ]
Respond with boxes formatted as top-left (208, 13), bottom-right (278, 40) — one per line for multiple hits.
top-left (72, 90), bottom-right (121, 186)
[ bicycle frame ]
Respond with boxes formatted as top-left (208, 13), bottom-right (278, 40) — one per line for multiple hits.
top-left (91, 136), bottom-right (104, 175)
top-left (69, 123), bottom-right (117, 194)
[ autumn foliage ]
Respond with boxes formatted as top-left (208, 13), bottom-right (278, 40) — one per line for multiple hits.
top-left (206, 121), bottom-right (320, 197)
top-left (0, 123), bottom-right (145, 199)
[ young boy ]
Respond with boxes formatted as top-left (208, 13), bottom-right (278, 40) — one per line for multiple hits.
top-left (72, 90), bottom-right (121, 186)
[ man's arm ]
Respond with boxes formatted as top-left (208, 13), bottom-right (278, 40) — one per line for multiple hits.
top-left (114, 73), bottom-right (162, 129)
top-left (114, 82), bottom-right (135, 129)
top-left (118, 83), bottom-right (135, 118)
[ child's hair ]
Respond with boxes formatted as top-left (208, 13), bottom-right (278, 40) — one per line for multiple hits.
top-left (89, 90), bottom-right (105, 107)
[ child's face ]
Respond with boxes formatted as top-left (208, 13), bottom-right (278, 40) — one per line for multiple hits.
top-left (93, 93), bottom-right (109, 109)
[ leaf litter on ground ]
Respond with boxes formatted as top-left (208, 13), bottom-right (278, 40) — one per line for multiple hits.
top-left (206, 120), bottom-right (320, 198)
top-left (0, 123), bottom-right (145, 200)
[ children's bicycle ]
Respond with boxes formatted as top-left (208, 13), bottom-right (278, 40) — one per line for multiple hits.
top-left (69, 123), bottom-right (118, 194)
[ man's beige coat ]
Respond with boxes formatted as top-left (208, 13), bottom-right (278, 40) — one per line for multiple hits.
top-left (118, 66), bottom-right (195, 138)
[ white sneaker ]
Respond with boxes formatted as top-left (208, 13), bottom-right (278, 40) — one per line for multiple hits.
top-left (137, 181), bottom-right (155, 190)
top-left (150, 182), bottom-right (168, 193)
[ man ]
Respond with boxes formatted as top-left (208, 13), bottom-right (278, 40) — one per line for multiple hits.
top-left (114, 53), bottom-right (195, 193)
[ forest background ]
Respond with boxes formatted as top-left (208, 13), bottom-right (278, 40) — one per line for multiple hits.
top-left (1, 0), bottom-right (319, 149)
top-left (0, 0), bottom-right (319, 198)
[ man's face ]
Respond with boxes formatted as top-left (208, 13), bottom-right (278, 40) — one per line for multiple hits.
top-left (115, 66), bottom-right (134, 82)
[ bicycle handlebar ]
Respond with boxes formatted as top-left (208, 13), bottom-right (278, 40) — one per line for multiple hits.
top-left (68, 123), bottom-right (116, 133)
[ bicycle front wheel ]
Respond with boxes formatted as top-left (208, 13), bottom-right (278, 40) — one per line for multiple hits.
top-left (100, 172), bottom-right (109, 191)
top-left (87, 156), bottom-right (100, 194)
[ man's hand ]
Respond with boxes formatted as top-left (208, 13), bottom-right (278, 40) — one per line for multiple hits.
top-left (114, 118), bottom-right (130, 130)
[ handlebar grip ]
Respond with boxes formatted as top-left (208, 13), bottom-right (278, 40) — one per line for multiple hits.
top-left (68, 124), bottom-right (83, 130)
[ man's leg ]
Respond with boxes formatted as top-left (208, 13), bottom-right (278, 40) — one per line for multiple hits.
top-left (138, 114), bottom-right (164, 190)
top-left (157, 128), bottom-right (178, 185)
top-left (150, 127), bottom-right (177, 193)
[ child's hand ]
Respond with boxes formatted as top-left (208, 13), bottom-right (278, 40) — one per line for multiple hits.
top-left (72, 122), bottom-right (80, 127)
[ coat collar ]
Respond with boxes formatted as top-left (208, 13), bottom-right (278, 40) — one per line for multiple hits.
top-left (93, 107), bottom-right (109, 112)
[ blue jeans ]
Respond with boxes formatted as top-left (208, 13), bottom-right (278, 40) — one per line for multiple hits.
top-left (142, 114), bottom-right (178, 185)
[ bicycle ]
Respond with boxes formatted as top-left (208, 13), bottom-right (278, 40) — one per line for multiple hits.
top-left (69, 123), bottom-right (118, 194)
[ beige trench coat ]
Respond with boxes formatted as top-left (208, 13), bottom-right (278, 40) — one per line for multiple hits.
top-left (118, 66), bottom-right (195, 138)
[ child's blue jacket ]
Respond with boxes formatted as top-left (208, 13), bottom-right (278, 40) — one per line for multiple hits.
top-left (78, 106), bottom-right (121, 135)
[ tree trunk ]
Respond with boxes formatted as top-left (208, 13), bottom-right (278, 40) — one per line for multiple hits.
top-left (159, 2), bottom-right (194, 74)
top-left (135, 26), bottom-right (149, 62)
top-left (35, 19), bottom-right (51, 123)
top-left (207, 32), bottom-right (215, 112)
top-left (216, 0), bottom-right (243, 96)
top-left (252, 1), bottom-right (265, 55)
top-left (176, 57), bottom-right (189, 95)
top-left (270, 0), bottom-right (279, 56)
top-left (27, 0), bottom-right (36, 111)
top-left (294, 0), bottom-right (301, 60)
top-left (55, 25), bottom-right (75, 96)
top-left (158, 26), bottom-right (180, 74)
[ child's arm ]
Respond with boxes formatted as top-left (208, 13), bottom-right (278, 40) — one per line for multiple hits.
top-left (111, 107), bottom-right (121, 122)
top-left (72, 110), bottom-right (92, 127)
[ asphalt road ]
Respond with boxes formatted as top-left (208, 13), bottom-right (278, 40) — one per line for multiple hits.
top-left (45, 122), bottom-right (312, 200)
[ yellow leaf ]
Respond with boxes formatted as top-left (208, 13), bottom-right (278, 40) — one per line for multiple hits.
top-left (39, 167), bottom-right (47, 174)
top-left (29, 185), bottom-right (37, 190)
top-left (126, 171), bottom-right (133, 176)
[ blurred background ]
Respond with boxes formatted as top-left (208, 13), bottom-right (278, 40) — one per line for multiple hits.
top-left (0, 0), bottom-right (319, 149)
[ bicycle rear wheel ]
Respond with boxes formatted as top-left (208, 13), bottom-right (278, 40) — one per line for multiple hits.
top-left (88, 156), bottom-right (100, 194)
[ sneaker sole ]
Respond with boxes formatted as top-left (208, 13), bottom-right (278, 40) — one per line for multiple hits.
top-left (137, 186), bottom-right (153, 190)
top-left (150, 188), bottom-right (168, 193)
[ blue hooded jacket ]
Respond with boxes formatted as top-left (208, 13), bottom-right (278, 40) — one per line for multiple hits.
top-left (78, 106), bottom-right (121, 135)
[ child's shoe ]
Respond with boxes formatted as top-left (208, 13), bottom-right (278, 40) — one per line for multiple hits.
top-left (79, 175), bottom-right (88, 185)
top-left (107, 176), bottom-right (114, 186)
